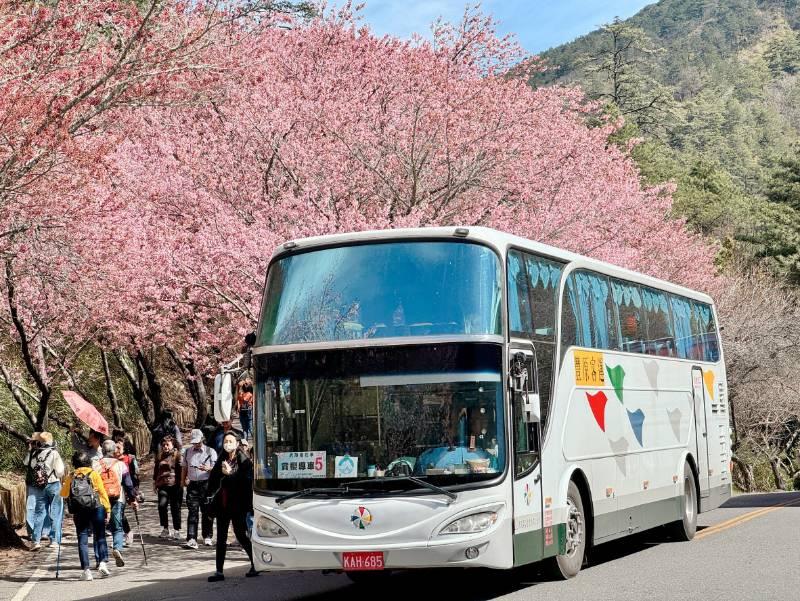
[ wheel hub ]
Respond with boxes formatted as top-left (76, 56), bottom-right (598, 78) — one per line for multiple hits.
top-left (565, 498), bottom-right (583, 556)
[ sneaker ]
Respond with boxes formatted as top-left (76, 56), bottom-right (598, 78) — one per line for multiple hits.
top-left (125, 532), bottom-right (134, 546)
top-left (98, 562), bottom-right (110, 577)
top-left (185, 538), bottom-right (198, 549)
top-left (171, 529), bottom-right (182, 540)
top-left (30, 543), bottom-right (41, 552)
top-left (159, 528), bottom-right (170, 539)
top-left (207, 572), bottom-right (225, 582)
top-left (80, 569), bottom-right (93, 582)
top-left (113, 548), bottom-right (125, 567)
top-left (203, 538), bottom-right (213, 547)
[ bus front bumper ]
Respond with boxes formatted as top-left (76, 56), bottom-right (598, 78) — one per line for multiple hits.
top-left (251, 534), bottom-right (512, 571)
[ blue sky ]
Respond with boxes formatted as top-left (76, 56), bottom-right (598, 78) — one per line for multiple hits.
top-left (352, 1), bottom-right (656, 53)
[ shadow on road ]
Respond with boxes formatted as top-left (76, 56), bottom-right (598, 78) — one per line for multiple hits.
top-left (69, 529), bottom-right (693, 601)
top-left (720, 491), bottom-right (800, 509)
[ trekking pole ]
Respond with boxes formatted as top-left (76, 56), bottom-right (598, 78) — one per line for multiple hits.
top-left (132, 505), bottom-right (148, 566)
top-left (55, 502), bottom-right (65, 579)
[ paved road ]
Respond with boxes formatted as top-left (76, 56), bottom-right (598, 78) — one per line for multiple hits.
top-left (2, 491), bottom-right (799, 601)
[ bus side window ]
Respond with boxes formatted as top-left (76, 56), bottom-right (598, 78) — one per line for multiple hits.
top-left (563, 271), bottom-right (618, 353)
top-left (611, 279), bottom-right (645, 353)
top-left (641, 287), bottom-right (675, 357)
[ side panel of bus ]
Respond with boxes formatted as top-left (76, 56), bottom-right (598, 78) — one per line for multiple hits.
top-left (552, 348), bottom-right (730, 544)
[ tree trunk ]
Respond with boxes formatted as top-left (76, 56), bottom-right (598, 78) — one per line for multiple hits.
top-left (101, 348), bottom-right (122, 428)
top-left (769, 456), bottom-right (786, 490)
top-left (0, 516), bottom-right (25, 549)
top-left (114, 350), bottom-right (154, 427)
top-left (731, 455), bottom-right (755, 492)
top-left (166, 346), bottom-right (209, 428)
top-left (137, 349), bottom-right (164, 421)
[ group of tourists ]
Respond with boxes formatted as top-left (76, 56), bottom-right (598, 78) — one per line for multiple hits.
top-left (24, 427), bottom-right (140, 580)
top-left (24, 405), bottom-right (258, 583)
top-left (150, 415), bottom-right (257, 582)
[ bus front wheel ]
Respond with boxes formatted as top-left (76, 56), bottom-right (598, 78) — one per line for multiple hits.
top-left (544, 481), bottom-right (587, 579)
top-left (667, 461), bottom-right (697, 541)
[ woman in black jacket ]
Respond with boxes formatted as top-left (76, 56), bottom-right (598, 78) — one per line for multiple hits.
top-left (207, 432), bottom-right (258, 582)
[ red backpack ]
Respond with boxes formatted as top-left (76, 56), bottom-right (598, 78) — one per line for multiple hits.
top-left (100, 459), bottom-right (122, 499)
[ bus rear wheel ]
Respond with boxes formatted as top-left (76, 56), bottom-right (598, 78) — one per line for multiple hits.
top-left (668, 461), bottom-right (697, 541)
top-left (544, 481), bottom-right (586, 580)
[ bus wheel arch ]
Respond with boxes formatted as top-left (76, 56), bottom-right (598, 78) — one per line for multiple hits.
top-left (567, 468), bottom-right (594, 556)
top-left (668, 456), bottom-right (699, 541)
top-left (545, 468), bottom-right (592, 579)
top-left (683, 452), bottom-right (701, 508)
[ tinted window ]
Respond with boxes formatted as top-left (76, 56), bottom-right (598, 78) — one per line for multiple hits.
top-left (693, 301), bottom-right (720, 362)
top-left (611, 279), bottom-right (646, 353)
top-left (259, 241), bottom-right (502, 345)
top-left (507, 250), bottom-right (562, 339)
top-left (641, 287), bottom-right (675, 357)
top-left (563, 271), bottom-right (618, 352)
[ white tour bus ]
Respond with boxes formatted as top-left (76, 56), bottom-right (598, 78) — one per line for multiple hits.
top-left (250, 227), bottom-right (730, 579)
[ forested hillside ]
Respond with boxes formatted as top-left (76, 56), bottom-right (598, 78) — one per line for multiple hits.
top-left (532, 0), bottom-right (800, 283)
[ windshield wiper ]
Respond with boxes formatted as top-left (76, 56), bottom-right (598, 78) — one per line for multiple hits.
top-left (342, 476), bottom-right (457, 502)
top-left (274, 487), bottom-right (351, 505)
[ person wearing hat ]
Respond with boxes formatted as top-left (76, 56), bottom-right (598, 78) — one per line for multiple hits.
top-left (182, 429), bottom-right (217, 549)
top-left (24, 431), bottom-right (65, 551)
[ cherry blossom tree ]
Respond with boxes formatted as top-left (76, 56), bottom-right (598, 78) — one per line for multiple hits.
top-left (105, 6), bottom-right (718, 383)
top-left (0, 0), bottom-right (279, 433)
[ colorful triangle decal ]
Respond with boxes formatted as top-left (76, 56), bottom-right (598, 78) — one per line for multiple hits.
top-left (627, 409), bottom-right (645, 446)
top-left (606, 364), bottom-right (625, 404)
top-left (586, 391), bottom-right (608, 432)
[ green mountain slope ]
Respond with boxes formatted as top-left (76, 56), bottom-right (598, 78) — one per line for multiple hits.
top-left (532, 0), bottom-right (800, 281)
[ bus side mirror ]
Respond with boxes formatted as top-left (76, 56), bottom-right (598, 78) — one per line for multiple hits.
top-left (510, 352), bottom-right (528, 392)
top-left (523, 392), bottom-right (541, 423)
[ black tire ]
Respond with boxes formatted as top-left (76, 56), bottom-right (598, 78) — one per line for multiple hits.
top-left (544, 481), bottom-right (587, 579)
top-left (668, 461), bottom-right (697, 541)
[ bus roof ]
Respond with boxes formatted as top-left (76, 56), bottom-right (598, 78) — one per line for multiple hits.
top-left (272, 226), bottom-right (715, 305)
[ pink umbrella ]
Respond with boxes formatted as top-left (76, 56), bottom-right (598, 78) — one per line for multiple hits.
top-left (63, 390), bottom-right (109, 435)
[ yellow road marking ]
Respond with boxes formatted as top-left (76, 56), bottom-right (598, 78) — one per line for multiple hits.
top-left (696, 497), bottom-right (800, 540)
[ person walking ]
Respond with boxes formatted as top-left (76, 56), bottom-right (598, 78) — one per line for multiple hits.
top-left (24, 432), bottom-right (65, 551)
top-left (236, 380), bottom-right (254, 440)
top-left (153, 435), bottom-right (183, 540)
top-left (211, 420), bottom-right (243, 455)
top-left (113, 434), bottom-right (140, 547)
top-left (182, 429), bottom-right (217, 549)
top-left (150, 410), bottom-right (182, 455)
top-left (99, 440), bottom-right (138, 567)
top-left (60, 451), bottom-right (112, 581)
top-left (207, 432), bottom-right (258, 582)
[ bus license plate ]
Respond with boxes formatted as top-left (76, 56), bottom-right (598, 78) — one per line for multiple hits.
top-left (342, 551), bottom-right (384, 571)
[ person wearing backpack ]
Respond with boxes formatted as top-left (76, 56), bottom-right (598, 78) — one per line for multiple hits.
top-left (60, 451), bottom-right (111, 581)
top-left (24, 432), bottom-right (65, 551)
top-left (99, 440), bottom-right (138, 568)
top-left (113, 434), bottom-right (139, 547)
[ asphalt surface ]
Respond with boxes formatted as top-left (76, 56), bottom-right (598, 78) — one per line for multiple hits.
top-left (2, 490), bottom-right (799, 601)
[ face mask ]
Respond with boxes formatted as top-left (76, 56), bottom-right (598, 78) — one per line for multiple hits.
top-left (223, 442), bottom-right (237, 453)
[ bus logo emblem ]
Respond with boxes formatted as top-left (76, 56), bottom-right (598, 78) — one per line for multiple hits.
top-left (351, 506), bottom-right (373, 529)
top-left (523, 483), bottom-right (533, 506)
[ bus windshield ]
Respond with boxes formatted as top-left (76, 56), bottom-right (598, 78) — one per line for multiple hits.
top-left (253, 343), bottom-right (506, 492)
top-left (257, 241), bottom-right (502, 346)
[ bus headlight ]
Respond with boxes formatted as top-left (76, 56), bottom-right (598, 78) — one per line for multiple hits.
top-left (439, 511), bottom-right (498, 535)
top-left (256, 516), bottom-right (288, 538)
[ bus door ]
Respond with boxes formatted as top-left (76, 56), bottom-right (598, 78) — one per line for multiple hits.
top-left (691, 366), bottom-right (710, 496)
top-left (509, 343), bottom-right (547, 563)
